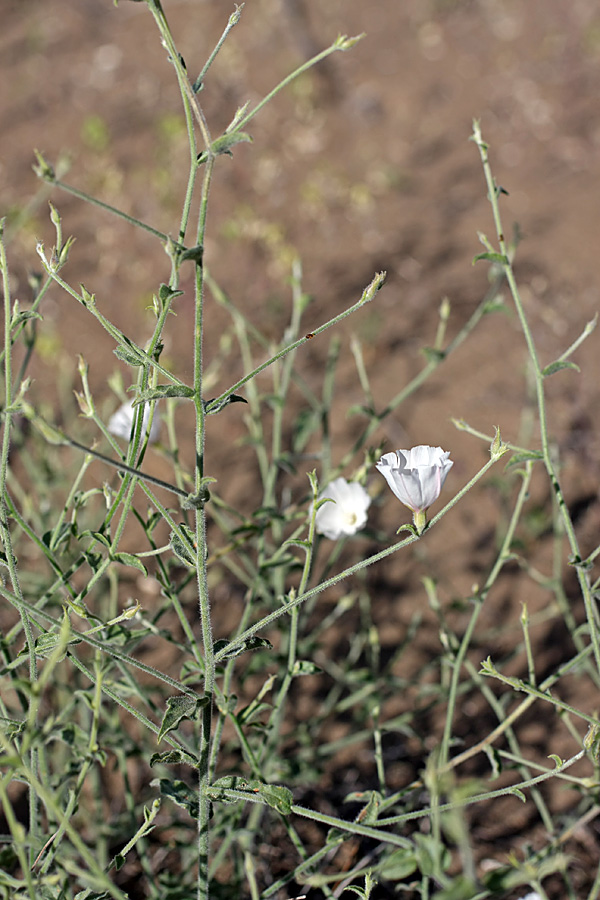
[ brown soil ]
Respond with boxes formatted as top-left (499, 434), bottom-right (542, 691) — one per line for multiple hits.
top-left (3, 1), bottom-right (600, 898)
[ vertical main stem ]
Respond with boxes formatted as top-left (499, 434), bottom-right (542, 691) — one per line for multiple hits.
top-left (145, 3), bottom-right (216, 896)
top-left (194, 146), bottom-right (216, 900)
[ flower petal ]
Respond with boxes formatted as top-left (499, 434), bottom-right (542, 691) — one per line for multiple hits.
top-left (376, 445), bottom-right (453, 512)
top-left (314, 477), bottom-right (371, 539)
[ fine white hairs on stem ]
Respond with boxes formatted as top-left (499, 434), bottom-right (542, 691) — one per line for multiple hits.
top-left (314, 477), bottom-right (371, 540)
top-left (108, 400), bottom-right (160, 444)
top-left (376, 445), bottom-right (453, 534)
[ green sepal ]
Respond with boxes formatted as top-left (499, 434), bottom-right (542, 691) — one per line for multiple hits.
top-left (32, 149), bottom-right (56, 181)
top-left (334, 33), bottom-right (366, 51)
top-left (396, 522), bottom-right (419, 537)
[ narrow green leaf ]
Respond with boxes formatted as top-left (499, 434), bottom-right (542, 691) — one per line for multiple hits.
top-left (197, 130), bottom-right (252, 163)
top-left (204, 393), bottom-right (247, 414)
top-left (472, 252), bottom-right (508, 265)
top-left (134, 384), bottom-right (195, 404)
top-left (379, 848), bottom-right (418, 880)
top-left (213, 636), bottom-right (272, 661)
top-left (205, 778), bottom-right (293, 815)
top-left (150, 750), bottom-right (198, 768)
top-left (152, 777), bottom-right (198, 817)
top-left (236, 700), bottom-right (272, 726)
top-left (541, 360), bottom-right (580, 378)
top-left (113, 344), bottom-right (144, 366)
top-left (482, 298), bottom-right (508, 315)
top-left (11, 309), bottom-right (42, 330)
top-left (87, 531), bottom-right (111, 549)
top-left (505, 450), bottom-right (543, 469)
top-left (284, 539), bottom-right (312, 551)
top-left (31, 631), bottom-right (81, 660)
top-left (255, 783), bottom-right (293, 815)
top-left (112, 552), bottom-right (148, 576)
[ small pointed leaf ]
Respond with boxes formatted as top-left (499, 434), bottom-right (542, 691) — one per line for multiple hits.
top-left (472, 252), bottom-right (508, 266)
top-left (134, 384), bottom-right (195, 404)
top-left (112, 552), bottom-right (148, 575)
top-left (157, 694), bottom-right (207, 743)
top-left (542, 360), bottom-right (580, 378)
top-left (152, 777), bottom-right (198, 817)
top-left (291, 660), bottom-right (322, 676)
top-left (150, 750), bottom-right (198, 768)
top-left (213, 636), bottom-right (272, 661)
top-left (180, 245), bottom-right (204, 265)
top-left (158, 283), bottom-right (184, 302)
top-left (113, 344), bottom-right (144, 366)
top-left (169, 525), bottom-right (197, 567)
top-left (204, 393), bottom-right (247, 414)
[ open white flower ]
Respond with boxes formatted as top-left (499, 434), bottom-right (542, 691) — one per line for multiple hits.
top-left (108, 400), bottom-right (160, 444)
top-left (376, 445), bottom-right (453, 532)
top-left (314, 477), bottom-right (371, 540)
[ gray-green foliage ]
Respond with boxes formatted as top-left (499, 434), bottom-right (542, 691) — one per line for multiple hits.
top-left (1, 4), bottom-right (599, 900)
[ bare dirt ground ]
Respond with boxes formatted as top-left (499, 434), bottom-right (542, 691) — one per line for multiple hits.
top-left (3, 0), bottom-right (600, 897)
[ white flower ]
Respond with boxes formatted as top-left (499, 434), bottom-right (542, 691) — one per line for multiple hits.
top-left (376, 445), bottom-right (453, 532)
top-left (108, 400), bottom-right (160, 443)
top-left (314, 477), bottom-right (371, 540)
